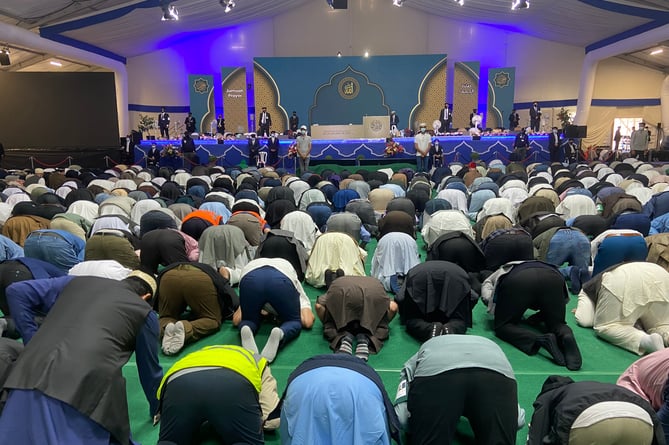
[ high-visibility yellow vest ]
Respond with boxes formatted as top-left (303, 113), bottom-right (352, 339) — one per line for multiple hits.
top-left (157, 345), bottom-right (267, 399)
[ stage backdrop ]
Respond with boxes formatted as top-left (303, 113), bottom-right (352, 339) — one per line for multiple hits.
top-left (452, 61), bottom-right (480, 129)
top-left (188, 74), bottom-right (215, 134)
top-left (486, 67), bottom-right (516, 130)
top-left (253, 55), bottom-right (447, 133)
top-left (221, 67), bottom-right (249, 134)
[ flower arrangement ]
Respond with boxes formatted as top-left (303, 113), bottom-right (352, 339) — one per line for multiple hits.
top-left (161, 144), bottom-right (180, 158)
top-left (384, 139), bottom-right (405, 157)
top-left (287, 142), bottom-right (298, 159)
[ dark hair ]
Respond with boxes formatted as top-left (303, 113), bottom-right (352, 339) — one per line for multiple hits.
top-left (124, 276), bottom-right (153, 297)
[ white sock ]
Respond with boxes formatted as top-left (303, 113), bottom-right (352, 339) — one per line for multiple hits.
top-left (640, 333), bottom-right (665, 354)
top-left (162, 321), bottom-right (186, 356)
top-left (261, 327), bottom-right (284, 363)
top-left (240, 325), bottom-right (259, 354)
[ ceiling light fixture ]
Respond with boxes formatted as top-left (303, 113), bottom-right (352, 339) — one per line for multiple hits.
top-left (337, 51), bottom-right (342, 57)
top-left (50, 61), bottom-right (63, 67)
top-left (650, 48), bottom-right (664, 56)
top-left (393, 0), bottom-right (404, 7)
top-left (160, 2), bottom-right (179, 21)
top-left (511, 0), bottom-right (530, 10)
top-left (364, 51), bottom-right (370, 58)
top-left (221, 0), bottom-right (236, 13)
top-left (453, 0), bottom-right (464, 6)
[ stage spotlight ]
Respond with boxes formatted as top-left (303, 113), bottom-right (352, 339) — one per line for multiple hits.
top-left (511, 0), bottom-right (530, 10)
top-left (160, 2), bottom-right (179, 21)
top-left (337, 51), bottom-right (342, 57)
top-left (393, 0), bottom-right (404, 7)
top-left (364, 51), bottom-right (369, 58)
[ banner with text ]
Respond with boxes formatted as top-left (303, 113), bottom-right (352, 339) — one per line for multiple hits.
top-left (452, 61), bottom-right (480, 129)
top-left (188, 74), bottom-right (215, 134)
top-left (487, 67), bottom-right (516, 130)
top-left (221, 67), bottom-right (248, 134)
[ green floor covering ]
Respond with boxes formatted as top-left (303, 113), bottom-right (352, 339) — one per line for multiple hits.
top-left (125, 235), bottom-right (641, 444)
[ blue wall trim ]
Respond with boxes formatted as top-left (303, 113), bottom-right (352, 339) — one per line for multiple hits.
top-left (39, 31), bottom-right (126, 64)
top-left (586, 20), bottom-right (667, 53)
top-left (129, 104), bottom-right (191, 113)
top-left (40, 0), bottom-right (159, 35)
top-left (578, 0), bottom-right (669, 20)
top-left (515, 98), bottom-right (660, 109)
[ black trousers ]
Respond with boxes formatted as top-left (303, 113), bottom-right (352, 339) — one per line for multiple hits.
top-left (407, 368), bottom-right (518, 445)
top-left (402, 293), bottom-right (468, 342)
top-left (494, 266), bottom-right (573, 354)
top-left (159, 367), bottom-right (263, 445)
top-left (160, 125), bottom-right (170, 139)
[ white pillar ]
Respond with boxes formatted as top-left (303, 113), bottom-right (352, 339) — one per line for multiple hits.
top-left (573, 54), bottom-right (598, 125)
top-left (0, 21), bottom-right (129, 136)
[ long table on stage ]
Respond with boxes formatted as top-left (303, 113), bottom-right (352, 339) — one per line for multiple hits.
top-left (135, 135), bottom-right (550, 170)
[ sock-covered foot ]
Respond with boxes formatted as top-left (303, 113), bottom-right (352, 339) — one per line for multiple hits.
top-left (240, 325), bottom-right (259, 354)
top-left (337, 334), bottom-right (354, 355)
top-left (559, 333), bottom-right (582, 371)
top-left (324, 270), bottom-right (335, 290)
top-left (162, 321), bottom-right (186, 356)
top-left (261, 327), bottom-right (284, 363)
top-left (355, 334), bottom-right (370, 361)
top-left (640, 333), bottom-right (665, 354)
top-left (536, 333), bottom-right (566, 366)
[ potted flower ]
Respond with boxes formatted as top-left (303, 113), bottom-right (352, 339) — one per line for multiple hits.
top-left (287, 142), bottom-right (298, 158)
top-left (137, 114), bottom-right (155, 138)
top-left (384, 138), bottom-right (405, 157)
top-left (557, 107), bottom-right (572, 131)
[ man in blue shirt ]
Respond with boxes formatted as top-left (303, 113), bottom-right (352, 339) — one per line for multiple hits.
top-left (0, 271), bottom-right (162, 445)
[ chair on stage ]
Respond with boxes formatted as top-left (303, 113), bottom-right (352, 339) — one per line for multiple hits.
top-left (257, 151), bottom-right (268, 168)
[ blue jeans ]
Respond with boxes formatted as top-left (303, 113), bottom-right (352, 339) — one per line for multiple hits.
top-left (416, 156), bottom-right (428, 173)
top-left (592, 235), bottom-right (648, 277)
top-left (24, 232), bottom-right (84, 273)
top-left (545, 228), bottom-right (591, 269)
top-left (239, 267), bottom-right (302, 344)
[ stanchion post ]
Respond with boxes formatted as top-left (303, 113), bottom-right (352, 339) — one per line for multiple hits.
top-left (29, 156), bottom-right (34, 170)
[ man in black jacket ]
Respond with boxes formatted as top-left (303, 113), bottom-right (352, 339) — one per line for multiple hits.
top-left (528, 375), bottom-right (664, 445)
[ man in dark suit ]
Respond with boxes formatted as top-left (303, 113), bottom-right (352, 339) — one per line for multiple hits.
top-left (390, 111), bottom-right (400, 133)
top-left (185, 112), bottom-right (196, 135)
top-left (147, 143), bottom-right (161, 169)
top-left (158, 107), bottom-right (170, 139)
top-left (216, 114), bottom-right (225, 135)
top-left (267, 131), bottom-right (280, 167)
top-left (439, 103), bottom-right (452, 133)
top-left (289, 111), bottom-right (299, 135)
top-left (181, 131), bottom-right (198, 171)
top-left (513, 127), bottom-right (530, 161)
top-left (548, 127), bottom-right (563, 162)
top-left (258, 107), bottom-right (272, 137)
top-left (530, 102), bottom-right (541, 132)
top-left (247, 133), bottom-right (260, 167)
top-left (508, 109), bottom-right (520, 130)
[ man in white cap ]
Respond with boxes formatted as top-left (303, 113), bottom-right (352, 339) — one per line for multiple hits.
top-left (295, 124), bottom-right (312, 174)
top-left (0, 271), bottom-right (162, 445)
top-left (414, 123), bottom-right (431, 173)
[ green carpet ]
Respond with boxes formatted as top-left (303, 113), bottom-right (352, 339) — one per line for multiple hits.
top-left (125, 236), bottom-right (640, 444)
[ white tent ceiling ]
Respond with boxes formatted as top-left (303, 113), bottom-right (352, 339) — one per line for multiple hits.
top-left (0, 0), bottom-right (668, 72)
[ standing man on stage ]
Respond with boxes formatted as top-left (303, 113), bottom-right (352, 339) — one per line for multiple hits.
top-left (548, 127), bottom-right (563, 163)
top-left (414, 123), bottom-right (431, 173)
top-left (158, 107), bottom-right (170, 139)
top-left (530, 101), bottom-right (542, 132)
top-left (439, 103), bottom-right (452, 133)
top-left (390, 111), bottom-right (400, 135)
top-left (216, 114), bottom-right (225, 135)
top-left (613, 126), bottom-right (622, 154)
top-left (185, 112), bottom-right (196, 135)
top-left (289, 111), bottom-right (299, 136)
top-left (258, 107), bottom-right (272, 137)
top-left (267, 131), bottom-right (280, 168)
top-left (296, 125), bottom-right (312, 174)
top-left (509, 109), bottom-right (520, 131)
top-left (631, 122), bottom-right (650, 159)
top-left (513, 127), bottom-right (530, 162)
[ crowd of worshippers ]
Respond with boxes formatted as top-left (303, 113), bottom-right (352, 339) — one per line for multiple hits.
top-left (0, 157), bottom-right (669, 444)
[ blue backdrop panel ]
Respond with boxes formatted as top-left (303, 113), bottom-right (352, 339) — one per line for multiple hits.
top-left (187, 74), bottom-right (215, 134)
top-left (253, 55), bottom-right (446, 128)
top-left (487, 67), bottom-right (516, 129)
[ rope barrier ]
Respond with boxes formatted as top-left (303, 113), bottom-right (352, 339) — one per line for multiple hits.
top-left (30, 156), bottom-right (72, 168)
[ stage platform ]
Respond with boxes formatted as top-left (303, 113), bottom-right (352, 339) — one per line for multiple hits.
top-left (135, 135), bottom-right (550, 170)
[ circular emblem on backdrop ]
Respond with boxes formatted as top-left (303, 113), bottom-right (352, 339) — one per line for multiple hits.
top-left (494, 71), bottom-right (511, 88)
top-left (370, 119), bottom-right (383, 132)
top-left (338, 77), bottom-right (360, 100)
top-left (193, 78), bottom-right (210, 94)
